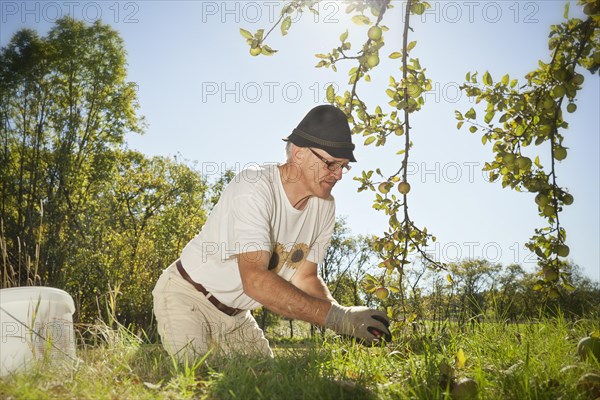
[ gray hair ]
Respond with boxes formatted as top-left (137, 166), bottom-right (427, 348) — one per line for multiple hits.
top-left (285, 141), bottom-right (293, 162)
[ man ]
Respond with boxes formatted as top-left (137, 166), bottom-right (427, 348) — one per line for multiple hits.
top-left (152, 105), bottom-right (391, 361)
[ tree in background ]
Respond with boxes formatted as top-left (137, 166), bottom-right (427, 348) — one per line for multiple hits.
top-left (320, 217), bottom-right (376, 305)
top-left (490, 263), bottom-right (528, 322)
top-left (446, 260), bottom-right (501, 327)
top-left (1, 17), bottom-right (142, 286)
top-left (69, 151), bottom-right (209, 326)
top-left (0, 19), bottom-right (213, 328)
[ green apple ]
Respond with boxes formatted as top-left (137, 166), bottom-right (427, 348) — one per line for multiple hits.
top-left (374, 287), bottom-right (389, 300)
top-left (556, 244), bottom-right (570, 257)
top-left (542, 204), bottom-right (555, 217)
top-left (378, 182), bottom-right (390, 194)
top-left (367, 54), bottom-right (380, 68)
top-left (250, 46), bottom-right (262, 56)
top-left (572, 73), bottom-right (585, 85)
top-left (410, 3), bottom-right (425, 15)
top-left (554, 147), bottom-right (567, 161)
top-left (555, 69), bottom-right (569, 82)
top-left (583, 2), bottom-right (597, 15)
top-left (516, 156), bottom-right (532, 170)
top-left (368, 26), bottom-right (383, 41)
top-left (552, 85), bottom-right (566, 98)
top-left (544, 266), bottom-right (559, 281)
top-left (563, 193), bottom-right (574, 205)
top-left (398, 181), bottom-right (411, 194)
top-left (577, 337), bottom-right (600, 362)
top-left (567, 103), bottom-right (577, 113)
top-left (542, 97), bottom-right (554, 110)
top-left (539, 124), bottom-right (552, 135)
top-left (535, 193), bottom-right (550, 207)
top-left (503, 153), bottom-right (516, 166)
top-left (451, 378), bottom-right (478, 400)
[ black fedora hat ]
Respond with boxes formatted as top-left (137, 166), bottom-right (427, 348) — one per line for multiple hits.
top-left (283, 105), bottom-right (356, 162)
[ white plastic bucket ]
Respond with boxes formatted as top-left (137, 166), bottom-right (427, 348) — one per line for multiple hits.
top-left (0, 286), bottom-right (76, 376)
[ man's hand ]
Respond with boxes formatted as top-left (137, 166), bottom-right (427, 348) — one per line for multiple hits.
top-left (324, 303), bottom-right (392, 345)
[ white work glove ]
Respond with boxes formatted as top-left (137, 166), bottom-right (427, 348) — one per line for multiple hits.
top-left (324, 303), bottom-right (392, 345)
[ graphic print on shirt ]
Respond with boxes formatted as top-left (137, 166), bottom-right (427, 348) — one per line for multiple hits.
top-left (268, 243), bottom-right (287, 273)
top-left (268, 242), bottom-right (309, 273)
top-left (287, 243), bottom-right (309, 270)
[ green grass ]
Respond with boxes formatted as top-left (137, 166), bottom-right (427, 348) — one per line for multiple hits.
top-left (1, 316), bottom-right (599, 399)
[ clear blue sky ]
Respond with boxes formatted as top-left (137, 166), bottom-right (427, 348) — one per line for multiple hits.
top-left (1, 1), bottom-right (598, 281)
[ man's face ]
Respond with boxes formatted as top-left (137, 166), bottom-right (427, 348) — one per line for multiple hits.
top-left (300, 147), bottom-right (350, 199)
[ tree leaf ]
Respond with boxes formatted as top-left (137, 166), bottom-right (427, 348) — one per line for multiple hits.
top-left (351, 15), bottom-right (371, 25)
top-left (281, 16), bottom-right (292, 36)
top-left (326, 85), bottom-right (335, 103)
top-left (261, 45), bottom-right (277, 56)
top-left (364, 136), bottom-right (376, 145)
top-left (455, 349), bottom-right (466, 368)
top-left (389, 52), bottom-right (402, 59)
top-left (407, 41), bottom-right (417, 52)
top-left (465, 108), bottom-right (476, 119)
top-left (239, 28), bottom-right (253, 39)
top-left (563, 282), bottom-right (575, 291)
top-left (340, 30), bottom-right (348, 43)
top-left (483, 71), bottom-right (493, 86)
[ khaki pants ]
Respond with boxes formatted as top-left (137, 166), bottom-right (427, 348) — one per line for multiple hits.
top-left (152, 262), bottom-right (273, 362)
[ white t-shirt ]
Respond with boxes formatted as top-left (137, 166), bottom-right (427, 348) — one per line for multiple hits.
top-left (180, 164), bottom-right (336, 310)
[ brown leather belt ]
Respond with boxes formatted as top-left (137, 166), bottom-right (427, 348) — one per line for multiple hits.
top-left (175, 259), bottom-right (244, 317)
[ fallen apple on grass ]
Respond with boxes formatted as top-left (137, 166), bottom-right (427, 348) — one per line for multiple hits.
top-left (451, 378), bottom-right (478, 400)
top-left (577, 336), bottom-right (600, 362)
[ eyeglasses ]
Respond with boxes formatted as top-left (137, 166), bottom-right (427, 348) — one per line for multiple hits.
top-left (308, 148), bottom-right (352, 174)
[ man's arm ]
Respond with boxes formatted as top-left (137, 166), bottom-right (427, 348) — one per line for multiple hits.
top-left (238, 250), bottom-right (332, 326)
top-left (290, 259), bottom-right (336, 303)
top-left (239, 250), bottom-right (392, 344)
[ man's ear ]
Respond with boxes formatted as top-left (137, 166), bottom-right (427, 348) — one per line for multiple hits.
top-left (291, 144), bottom-right (307, 163)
